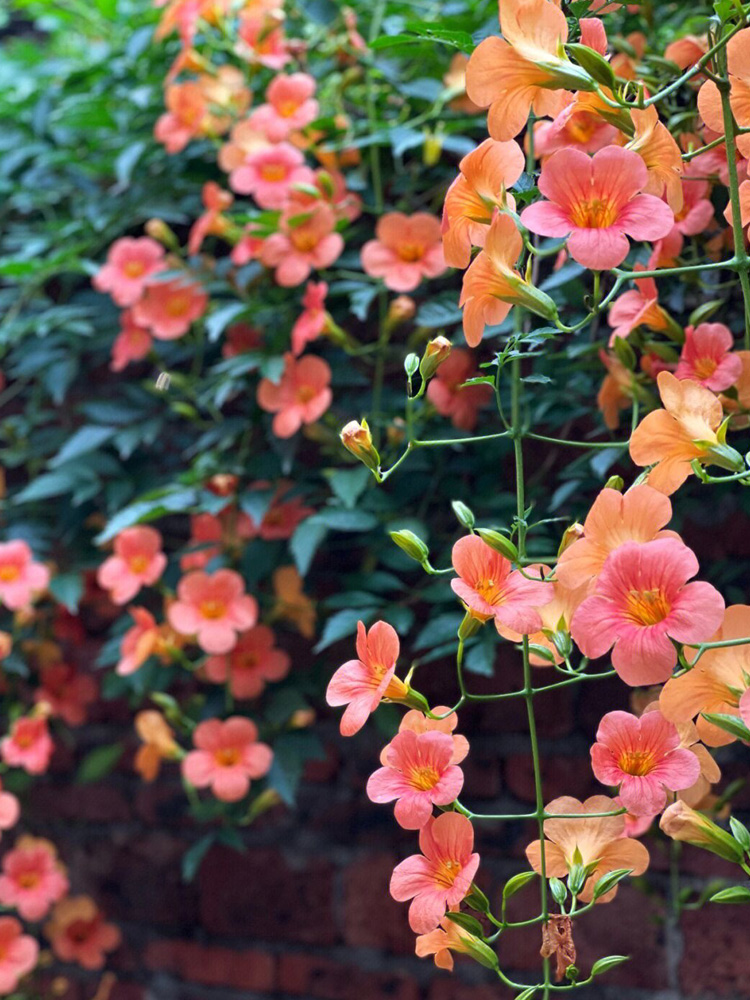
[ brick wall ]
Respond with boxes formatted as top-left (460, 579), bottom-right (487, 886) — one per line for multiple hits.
top-left (24, 636), bottom-right (749, 1000)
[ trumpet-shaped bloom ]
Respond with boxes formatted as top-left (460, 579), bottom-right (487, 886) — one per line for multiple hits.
top-left (672, 174), bottom-right (715, 236)
top-left (260, 202), bottom-right (343, 286)
top-left (188, 182), bottom-right (234, 255)
top-left (465, 0), bottom-right (581, 141)
top-left (257, 353), bottom-right (332, 438)
top-left (459, 213), bottom-right (556, 348)
top-left (385, 707), bottom-right (469, 766)
top-left (660, 604), bottom-right (750, 746)
top-left (182, 717), bottom-right (272, 802)
top-left (0, 838), bottom-right (69, 921)
top-left (390, 813), bottom-right (480, 932)
top-left (203, 625), bottom-right (290, 699)
top-left (415, 917), bottom-right (477, 971)
top-left (607, 270), bottom-right (673, 344)
top-left (556, 484), bottom-right (676, 590)
top-left (590, 711), bottom-right (701, 816)
top-left (626, 106), bottom-right (684, 213)
top-left (132, 275), bottom-right (208, 340)
top-left (93, 237), bottom-right (165, 307)
top-left (570, 538), bottom-right (724, 686)
top-left (367, 731), bottom-right (464, 829)
top-left (45, 896), bottom-right (121, 970)
top-left (34, 662), bottom-right (97, 726)
top-left (497, 576), bottom-right (589, 665)
top-left (326, 620), bottom-right (407, 736)
top-left (154, 81), bottom-right (209, 154)
top-left (291, 281), bottom-right (329, 356)
top-left (629, 370), bottom-right (724, 495)
top-left (116, 607), bottom-right (178, 676)
top-left (674, 323), bottom-right (742, 391)
top-left (0, 780), bottom-right (19, 836)
top-left (361, 213), bottom-right (446, 292)
top-left (167, 569), bottom-right (258, 655)
top-left (0, 541), bottom-right (49, 611)
top-left (698, 28), bottom-right (750, 161)
top-left (526, 795), bottom-right (649, 903)
top-left (249, 72), bottom-right (319, 142)
top-left (272, 565), bottom-right (316, 638)
top-left (110, 310), bottom-right (152, 372)
top-left (97, 526), bottom-right (167, 605)
top-left (597, 349), bottom-right (633, 430)
top-left (134, 710), bottom-right (179, 782)
top-left (442, 139), bottom-right (525, 268)
top-left (0, 918), bottom-right (38, 993)
top-left (229, 142), bottom-right (313, 208)
top-left (534, 94), bottom-right (618, 158)
top-left (520, 147), bottom-right (675, 270)
top-left (426, 349), bottom-right (493, 431)
top-left (1, 717), bottom-right (53, 775)
top-left (451, 534), bottom-right (551, 634)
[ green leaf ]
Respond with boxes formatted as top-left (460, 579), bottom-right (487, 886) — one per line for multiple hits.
top-left (502, 871), bottom-right (538, 899)
top-left (444, 911), bottom-right (484, 936)
top-left (49, 572), bottom-right (83, 612)
top-left (702, 712), bottom-right (750, 742)
top-left (327, 467), bottom-right (370, 509)
top-left (182, 833), bottom-right (217, 882)
top-left (206, 302), bottom-right (248, 342)
top-left (313, 608), bottom-right (377, 653)
top-left (592, 868), bottom-right (633, 900)
top-left (730, 817), bottom-right (750, 852)
top-left (710, 886), bottom-right (750, 904)
top-left (309, 508), bottom-right (378, 532)
top-left (96, 489), bottom-right (199, 544)
top-left (49, 425), bottom-right (115, 468)
top-left (76, 743), bottom-right (123, 784)
top-left (590, 956), bottom-right (629, 977)
top-left (290, 520), bottom-right (328, 577)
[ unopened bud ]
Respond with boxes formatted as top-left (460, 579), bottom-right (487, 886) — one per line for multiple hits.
top-left (604, 476), bottom-right (624, 491)
top-left (0, 632), bottom-right (11, 660)
top-left (423, 131), bottom-right (443, 167)
top-left (340, 419), bottom-right (380, 472)
top-left (145, 218), bottom-right (179, 250)
top-left (387, 295), bottom-right (416, 327)
top-left (475, 529), bottom-right (518, 562)
top-left (390, 529), bottom-right (430, 564)
top-left (458, 609), bottom-right (484, 639)
top-left (419, 337), bottom-right (452, 381)
top-left (558, 522), bottom-right (584, 557)
top-left (660, 801), bottom-right (745, 863)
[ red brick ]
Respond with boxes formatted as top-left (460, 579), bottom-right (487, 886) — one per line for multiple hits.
top-left (503, 753), bottom-right (596, 804)
top-left (342, 852), bottom-right (414, 954)
top-left (199, 845), bottom-right (337, 944)
top-left (145, 939), bottom-right (275, 990)
top-left (681, 903), bottom-right (749, 995)
top-left (27, 784), bottom-right (132, 823)
top-left (428, 980), bottom-right (513, 1000)
top-left (278, 953), bottom-right (419, 1000)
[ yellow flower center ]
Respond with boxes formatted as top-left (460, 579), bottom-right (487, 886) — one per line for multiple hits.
top-left (569, 198), bottom-right (618, 229)
top-left (290, 229), bottom-right (318, 252)
top-left (279, 100), bottom-right (300, 117)
top-left (476, 577), bottom-right (504, 606)
top-left (297, 385), bottom-right (316, 403)
top-left (434, 858), bottom-right (460, 889)
top-left (567, 117), bottom-right (597, 144)
top-left (18, 871), bottom-right (40, 890)
top-left (238, 653), bottom-right (258, 671)
top-left (123, 260), bottom-right (146, 279)
top-left (200, 600), bottom-right (227, 620)
top-left (261, 164), bottom-right (286, 182)
top-left (617, 749), bottom-right (657, 776)
top-left (215, 747), bottom-right (241, 767)
top-left (0, 565), bottom-right (20, 583)
top-left (624, 588), bottom-right (671, 626)
top-left (693, 356), bottom-right (718, 380)
top-left (397, 243), bottom-right (424, 263)
top-left (166, 294), bottom-right (190, 317)
top-left (409, 765), bottom-right (440, 791)
top-left (129, 555), bottom-right (150, 574)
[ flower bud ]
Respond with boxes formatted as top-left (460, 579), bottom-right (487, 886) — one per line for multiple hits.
top-left (340, 419), bottom-right (380, 472)
top-left (604, 476), bottom-right (624, 491)
top-left (423, 131), bottom-right (443, 167)
top-left (557, 522), bottom-right (584, 557)
top-left (419, 337), bottom-right (452, 381)
top-left (458, 609), bottom-right (484, 639)
top-left (390, 529), bottom-right (430, 564)
top-left (660, 801), bottom-right (745, 863)
top-left (0, 632), bottom-right (11, 660)
top-left (387, 295), bottom-right (416, 327)
top-left (144, 218), bottom-right (179, 250)
top-left (476, 528), bottom-right (519, 562)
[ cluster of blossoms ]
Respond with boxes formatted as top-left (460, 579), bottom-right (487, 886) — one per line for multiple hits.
top-left (0, 544), bottom-right (120, 995)
top-left (326, 0), bottom-right (750, 989)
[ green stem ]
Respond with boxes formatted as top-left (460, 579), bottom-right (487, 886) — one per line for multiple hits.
top-left (718, 78), bottom-right (750, 349)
